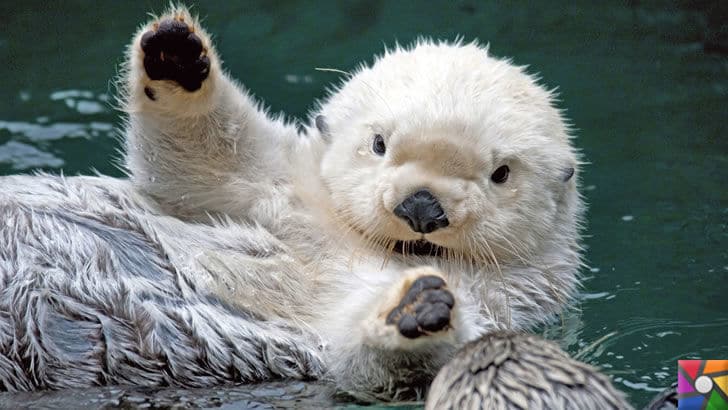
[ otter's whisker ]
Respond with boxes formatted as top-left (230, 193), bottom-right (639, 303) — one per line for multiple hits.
top-left (477, 234), bottom-right (512, 329)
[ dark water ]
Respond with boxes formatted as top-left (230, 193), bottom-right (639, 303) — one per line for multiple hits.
top-left (1, 1), bottom-right (726, 408)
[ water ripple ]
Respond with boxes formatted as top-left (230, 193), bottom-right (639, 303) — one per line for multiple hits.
top-left (0, 141), bottom-right (64, 170)
top-left (0, 88), bottom-right (114, 171)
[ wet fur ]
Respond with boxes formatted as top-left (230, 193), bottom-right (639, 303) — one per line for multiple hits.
top-left (0, 6), bottom-right (583, 400)
top-left (426, 332), bottom-right (632, 409)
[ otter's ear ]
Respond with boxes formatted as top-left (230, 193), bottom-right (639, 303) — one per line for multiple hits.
top-left (315, 115), bottom-right (331, 142)
top-left (561, 166), bottom-right (575, 182)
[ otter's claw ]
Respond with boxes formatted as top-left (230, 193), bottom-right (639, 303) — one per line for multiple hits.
top-left (386, 275), bottom-right (454, 339)
top-left (141, 19), bottom-right (209, 91)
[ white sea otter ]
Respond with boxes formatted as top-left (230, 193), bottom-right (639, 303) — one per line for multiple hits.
top-left (0, 6), bottom-right (582, 400)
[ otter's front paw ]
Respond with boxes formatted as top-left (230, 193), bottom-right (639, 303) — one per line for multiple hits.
top-left (141, 18), bottom-right (210, 91)
top-left (386, 275), bottom-right (454, 339)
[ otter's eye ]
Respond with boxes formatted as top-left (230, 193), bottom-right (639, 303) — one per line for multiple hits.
top-left (372, 134), bottom-right (386, 156)
top-left (491, 165), bottom-right (509, 184)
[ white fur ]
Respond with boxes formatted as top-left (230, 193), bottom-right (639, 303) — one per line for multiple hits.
top-left (0, 6), bottom-right (583, 400)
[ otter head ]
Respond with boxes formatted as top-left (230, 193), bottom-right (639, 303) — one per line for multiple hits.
top-left (313, 40), bottom-right (581, 264)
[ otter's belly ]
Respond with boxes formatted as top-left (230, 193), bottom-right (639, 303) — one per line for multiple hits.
top-left (0, 174), bottom-right (323, 391)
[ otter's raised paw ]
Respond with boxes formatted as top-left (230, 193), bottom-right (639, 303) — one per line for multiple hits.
top-left (386, 275), bottom-right (454, 339)
top-left (141, 18), bottom-right (209, 91)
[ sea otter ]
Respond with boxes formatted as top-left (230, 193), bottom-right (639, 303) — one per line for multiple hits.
top-left (0, 6), bottom-right (582, 400)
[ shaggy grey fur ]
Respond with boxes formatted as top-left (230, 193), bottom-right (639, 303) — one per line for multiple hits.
top-left (0, 175), bottom-right (324, 391)
top-left (426, 331), bottom-right (633, 410)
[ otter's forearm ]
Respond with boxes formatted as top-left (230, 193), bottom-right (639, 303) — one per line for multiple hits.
top-left (315, 266), bottom-right (465, 400)
top-left (120, 9), bottom-right (296, 220)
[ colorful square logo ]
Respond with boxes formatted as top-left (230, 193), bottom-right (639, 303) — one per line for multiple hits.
top-left (678, 360), bottom-right (728, 409)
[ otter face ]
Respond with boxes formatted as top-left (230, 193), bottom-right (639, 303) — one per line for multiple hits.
top-left (316, 41), bottom-right (580, 263)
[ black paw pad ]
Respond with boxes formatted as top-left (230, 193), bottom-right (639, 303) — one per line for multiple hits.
top-left (386, 275), bottom-right (454, 339)
top-left (141, 19), bottom-right (209, 92)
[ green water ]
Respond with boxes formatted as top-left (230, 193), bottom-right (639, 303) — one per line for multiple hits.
top-left (1, 1), bottom-right (726, 408)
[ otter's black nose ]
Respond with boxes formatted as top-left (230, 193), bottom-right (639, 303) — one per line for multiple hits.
top-left (393, 189), bottom-right (449, 234)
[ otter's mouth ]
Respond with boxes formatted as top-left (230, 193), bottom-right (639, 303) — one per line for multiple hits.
top-left (392, 240), bottom-right (445, 257)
